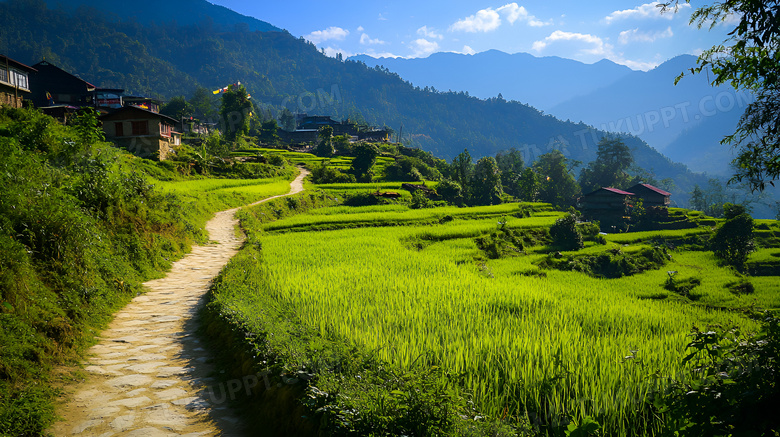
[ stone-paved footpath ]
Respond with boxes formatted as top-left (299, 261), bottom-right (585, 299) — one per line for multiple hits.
top-left (49, 168), bottom-right (309, 437)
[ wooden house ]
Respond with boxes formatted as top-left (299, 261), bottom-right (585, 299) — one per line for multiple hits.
top-left (625, 183), bottom-right (671, 207)
top-left (0, 54), bottom-right (36, 108)
top-left (579, 187), bottom-right (635, 212)
top-left (100, 106), bottom-right (181, 160)
top-left (28, 61), bottom-right (124, 112)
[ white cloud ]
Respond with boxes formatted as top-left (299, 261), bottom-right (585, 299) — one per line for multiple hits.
top-left (323, 47), bottom-right (355, 59)
top-left (417, 26), bottom-right (443, 40)
top-left (450, 3), bottom-right (549, 32)
top-left (450, 7), bottom-right (501, 32)
top-left (409, 38), bottom-right (440, 57)
top-left (532, 30), bottom-right (612, 56)
top-left (618, 26), bottom-right (673, 44)
top-left (605, 1), bottom-right (689, 23)
top-left (617, 58), bottom-right (660, 71)
top-left (357, 26), bottom-right (365, 32)
top-left (461, 45), bottom-right (476, 55)
top-left (360, 33), bottom-right (386, 45)
top-left (305, 27), bottom-right (349, 44)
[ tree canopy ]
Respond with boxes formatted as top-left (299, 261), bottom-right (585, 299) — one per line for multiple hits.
top-left (664, 0), bottom-right (780, 191)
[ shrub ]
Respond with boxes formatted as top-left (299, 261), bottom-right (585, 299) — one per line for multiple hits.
top-left (657, 313), bottom-right (780, 436)
top-left (550, 213), bottom-right (583, 251)
top-left (409, 189), bottom-right (434, 209)
top-left (711, 213), bottom-right (755, 269)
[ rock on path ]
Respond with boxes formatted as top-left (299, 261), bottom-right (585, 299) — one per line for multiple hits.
top-left (50, 168), bottom-right (309, 437)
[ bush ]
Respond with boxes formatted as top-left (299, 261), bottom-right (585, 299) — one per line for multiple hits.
top-left (711, 213), bottom-right (755, 269)
top-left (409, 189), bottom-right (434, 209)
top-left (657, 313), bottom-right (780, 436)
top-left (310, 161), bottom-right (355, 184)
top-left (550, 213), bottom-right (583, 251)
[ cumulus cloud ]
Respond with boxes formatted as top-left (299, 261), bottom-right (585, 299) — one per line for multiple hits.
top-left (459, 45), bottom-right (477, 55)
top-left (417, 26), bottom-right (443, 40)
top-left (450, 3), bottom-right (548, 33)
top-left (409, 38), bottom-right (440, 57)
top-left (360, 33), bottom-right (386, 45)
top-left (618, 26), bottom-right (673, 44)
top-left (532, 30), bottom-right (612, 56)
top-left (357, 26), bottom-right (365, 32)
top-left (323, 47), bottom-right (355, 59)
top-left (605, 1), bottom-right (689, 23)
top-left (305, 27), bottom-right (349, 44)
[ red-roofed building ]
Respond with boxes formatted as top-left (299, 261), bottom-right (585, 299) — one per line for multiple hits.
top-left (579, 187), bottom-right (636, 212)
top-left (626, 183), bottom-right (671, 207)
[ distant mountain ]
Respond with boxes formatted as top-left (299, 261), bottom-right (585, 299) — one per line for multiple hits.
top-left (352, 52), bottom-right (750, 176)
top-left (45, 0), bottom-right (282, 32)
top-left (550, 55), bottom-right (750, 175)
top-left (0, 0), bottom-right (726, 208)
top-left (350, 51), bottom-right (634, 111)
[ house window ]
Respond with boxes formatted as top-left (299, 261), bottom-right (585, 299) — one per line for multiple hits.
top-left (11, 70), bottom-right (28, 90)
top-left (160, 122), bottom-right (171, 137)
top-left (115, 122), bottom-right (124, 137)
top-left (131, 121), bottom-right (149, 135)
top-left (0, 68), bottom-right (8, 84)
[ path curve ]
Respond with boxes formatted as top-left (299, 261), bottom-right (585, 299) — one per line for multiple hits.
top-left (50, 167), bottom-right (309, 437)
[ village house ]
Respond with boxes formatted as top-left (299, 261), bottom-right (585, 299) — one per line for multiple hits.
top-left (100, 105), bottom-right (181, 160)
top-left (28, 61), bottom-right (123, 111)
top-left (579, 187), bottom-right (636, 213)
top-left (625, 183), bottom-right (672, 207)
top-left (0, 54), bottom-right (36, 108)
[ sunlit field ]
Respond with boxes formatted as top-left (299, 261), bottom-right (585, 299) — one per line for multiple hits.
top-left (211, 200), bottom-right (776, 435)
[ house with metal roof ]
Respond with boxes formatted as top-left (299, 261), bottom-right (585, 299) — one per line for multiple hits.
top-left (0, 54), bottom-right (36, 108)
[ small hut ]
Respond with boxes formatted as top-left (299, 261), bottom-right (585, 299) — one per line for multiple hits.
top-left (579, 187), bottom-right (635, 212)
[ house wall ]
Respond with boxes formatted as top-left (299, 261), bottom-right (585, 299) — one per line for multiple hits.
top-left (0, 89), bottom-right (24, 108)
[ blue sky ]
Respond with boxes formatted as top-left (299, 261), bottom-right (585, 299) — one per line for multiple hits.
top-left (209, 0), bottom-right (734, 71)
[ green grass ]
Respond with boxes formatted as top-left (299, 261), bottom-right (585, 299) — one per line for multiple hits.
top-left (207, 201), bottom-right (778, 435)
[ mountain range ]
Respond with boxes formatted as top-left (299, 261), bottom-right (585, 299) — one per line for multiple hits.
top-left (0, 0), bottom-right (767, 212)
top-left (351, 52), bottom-right (749, 176)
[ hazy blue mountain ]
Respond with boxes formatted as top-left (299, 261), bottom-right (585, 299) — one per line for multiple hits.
top-left (350, 50), bottom-right (634, 111)
top-left (45, 0), bottom-right (282, 32)
top-left (549, 55), bottom-right (750, 168)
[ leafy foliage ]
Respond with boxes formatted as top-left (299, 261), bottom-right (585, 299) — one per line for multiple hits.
top-left (711, 212), bottom-right (755, 268)
top-left (657, 313), bottom-right (780, 436)
top-left (550, 213), bottom-right (584, 251)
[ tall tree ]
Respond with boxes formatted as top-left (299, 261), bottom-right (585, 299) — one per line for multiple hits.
top-left (471, 156), bottom-right (504, 206)
top-left (160, 96), bottom-right (192, 120)
top-left (533, 150), bottom-right (580, 207)
top-left (351, 143), bottom-right (378, 182)
top-left (279, 108), bottom-right (296, 132)
top-left (578, 136), bottom-right (634, 193)
top-left (189, 86), bottom-right (217, 121)
top-left (518, 167), bottom-right (541, 202)
top-left (315, 125), bottom-right (334, 157)
top-left (663, 0), bottom-right (780, 191)
top-left (495, 148), bottom-right (524, 197)
top-left (450, 149), bottom-right (475, 201)
top-left (219, 84), bottom-right (252, 142)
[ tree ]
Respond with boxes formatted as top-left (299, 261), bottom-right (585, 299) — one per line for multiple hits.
top-left (550, 213), bottom-right (584, 251)
top-left (437, 179), bottom-right (463, 205)
top-left (219, 84), bottom-right (252, 142)
top-left (711, 212), bottom-right (755, 269)
top-left (189, 86), bottom-right (217, 121)
top-left (471, 156), bottom-right (503, 206)
top-left (578, 136), bottom-right (634, 193)
top-left (351, 143), bottom-right (378, 182)
top-left (450, 149), bottom-right (474, 188)
top-left (663, 0), bottom-right (780, 191)
top-left (517, 167), bottom-right (541, 202)
top-left (160, 96), bottom-right (192, 120)
top-left (279, 108), bottom-right (296, 132)
top-left (259, 119), bottom-right (280, 145)
top-left (495, 148), bottom-right (524, 197)
top-left (690, 184), bottom-right (707, 211)
top-left (315, 126), bottom-right (334, 157)
top-left (534, 150), bottom-right (580, 207)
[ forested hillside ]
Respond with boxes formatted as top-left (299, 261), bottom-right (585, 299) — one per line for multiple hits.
top-left (0, 0), bottom-right (723, 203)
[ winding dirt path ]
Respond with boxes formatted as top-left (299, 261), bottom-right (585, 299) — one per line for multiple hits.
top-left (50, 168), bottom-right (309, 437)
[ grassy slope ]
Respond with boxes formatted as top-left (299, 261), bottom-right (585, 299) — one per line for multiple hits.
top-left (0, 107), bottom-right (297, 436)
top-left (205, 193), bottom-right (779, 436)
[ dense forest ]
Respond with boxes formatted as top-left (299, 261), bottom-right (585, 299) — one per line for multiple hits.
top-left (0, 0), bottom-right (724, 203)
